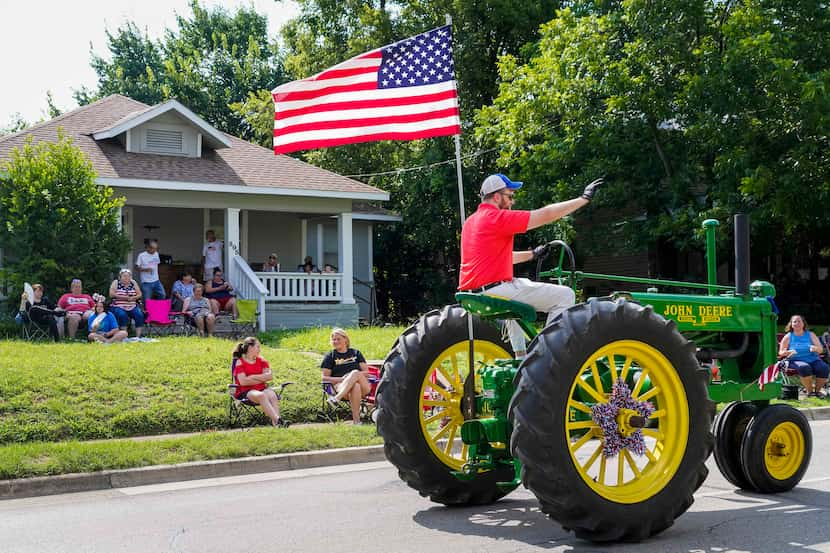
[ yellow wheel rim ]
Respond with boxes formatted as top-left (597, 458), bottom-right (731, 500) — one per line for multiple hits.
top-left (764, 421), bottom-right (805, 481)
top-left (566, 340), bottom-right (689, 504)
top-left (418, 340), bottom-right (511, 470)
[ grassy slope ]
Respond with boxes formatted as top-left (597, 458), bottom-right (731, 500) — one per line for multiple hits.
top-left (0, 326), bottom-right (405, 443)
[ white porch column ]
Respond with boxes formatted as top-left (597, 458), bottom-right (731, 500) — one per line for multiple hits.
top-left (203, 208), bottom-right (210, 240)
top-left (241, 210), bottom-right (249, 260)
top-left (300, 219), bottom-right (308, 261)
top-left (316, 223), bottom-right (324, 268)
top-left (224, 208), bottom-right (240, 283)
top-left (338, 212), bottom-right (355, 304)
top-left (122, 206), bottom-right (134, 269)
top-left (367, 223), bottom-right (374, 282)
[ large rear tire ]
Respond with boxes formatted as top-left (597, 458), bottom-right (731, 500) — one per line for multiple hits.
top-left (510, 299), bottom-right (714, 542)
top-left (376, 305), bottom-right (516, 505)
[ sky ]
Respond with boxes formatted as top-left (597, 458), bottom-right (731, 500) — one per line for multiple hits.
top-left (0, 0), bottom-right (299, 127)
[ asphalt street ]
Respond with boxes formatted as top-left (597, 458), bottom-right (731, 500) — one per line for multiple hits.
top-left (2, 420), bottom-right (829, 553)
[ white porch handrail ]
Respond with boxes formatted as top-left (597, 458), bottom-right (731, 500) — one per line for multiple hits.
top-left (256, 272), bottom-right (342, 302)
top-left (232, 255), bottom-right (268, 332)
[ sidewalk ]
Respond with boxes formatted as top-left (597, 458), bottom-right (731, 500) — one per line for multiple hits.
top-left (3, 405), bottom-right (829, 502)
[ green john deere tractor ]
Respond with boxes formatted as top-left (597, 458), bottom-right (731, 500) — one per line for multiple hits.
top-left (375, 214), bottom-right (812, 542)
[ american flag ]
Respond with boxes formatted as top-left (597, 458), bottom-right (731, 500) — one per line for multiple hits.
top-left (272, 25), bottom-right (460, 155)
top-left (758, 361), bottom-right (783, 390)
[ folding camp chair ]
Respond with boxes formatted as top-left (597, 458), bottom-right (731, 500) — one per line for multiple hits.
top-left (19, 311), bottom-right (51, 341)
top-left (145, 298), bottom-right (190, 337)
top-left (228, 358), bottom-right (293, 428)
top-left (320, 365), bottom-right (380, 423)
top-left (230, 299), bottom-right (258, 338)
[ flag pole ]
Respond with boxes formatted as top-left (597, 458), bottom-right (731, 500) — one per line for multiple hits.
top-left (446, 14), bottom-right (466, 224)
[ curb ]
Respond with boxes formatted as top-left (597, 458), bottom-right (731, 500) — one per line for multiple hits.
top-left (800, 405), bottom-right (830, 421)
top-left (0, 445), bottom-right (386, 501)
top-left (3, 406), bottom-right (829, 502)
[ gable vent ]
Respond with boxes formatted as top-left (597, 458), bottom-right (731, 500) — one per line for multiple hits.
top-left (146, 128), bottom-right (184, 153)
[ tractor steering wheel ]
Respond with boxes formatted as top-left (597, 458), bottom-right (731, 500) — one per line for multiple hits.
top-left (533, 240), bottom-right (576, 289)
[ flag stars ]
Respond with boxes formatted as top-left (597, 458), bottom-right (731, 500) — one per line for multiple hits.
top-left (379, 25), bottom-right (455, 89)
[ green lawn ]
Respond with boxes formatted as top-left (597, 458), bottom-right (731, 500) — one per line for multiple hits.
top-left (0, 326), bottom-right (405, 444)
top-left (0, 423), bottom-right (383, 480)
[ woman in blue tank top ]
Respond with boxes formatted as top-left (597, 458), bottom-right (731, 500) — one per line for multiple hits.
top-left (779, 314), bottom-right (829, 398)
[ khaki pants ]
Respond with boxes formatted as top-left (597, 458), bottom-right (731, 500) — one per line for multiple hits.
top-left (484, 278), bottom-right (575, 354)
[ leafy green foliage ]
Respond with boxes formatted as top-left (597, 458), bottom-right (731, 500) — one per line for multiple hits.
top-left (0, 135), bottom-right (130, 300)
top-left (246, 0), bottom-right (561, 319)
top-left (75, 1), bottom-right (287, 142)
top-left (476, 1), bottom-right (830, 272)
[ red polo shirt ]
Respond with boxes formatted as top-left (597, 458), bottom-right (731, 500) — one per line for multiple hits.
top-left (459, 203), bottom-right (531, 290)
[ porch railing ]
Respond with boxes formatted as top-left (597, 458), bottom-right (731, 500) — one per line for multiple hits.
top-left (255, 272), bottom-right (342, 302)
top-left (232, 255), bottom-right (268, 331)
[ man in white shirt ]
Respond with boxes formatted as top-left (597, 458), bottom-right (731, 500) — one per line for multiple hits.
top-left (202, 230), bottom-right (224, 281)
top-left (136, 239), bottom-right (166, 300)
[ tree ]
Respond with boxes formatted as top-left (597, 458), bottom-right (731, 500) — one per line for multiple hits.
top-left (237, 0), bottom-right (561, 320)
top-left (476, 0), bottom-right (830, 293)
top-left (0, 113), bottom-right (29, 137)
top-left (75, 0), bottom-right (288, 141)
top-left (0, 134), bottom-right (130, 302)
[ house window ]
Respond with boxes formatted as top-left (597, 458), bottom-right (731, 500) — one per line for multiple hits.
top-left (145, 128), bottom-right (184, 154)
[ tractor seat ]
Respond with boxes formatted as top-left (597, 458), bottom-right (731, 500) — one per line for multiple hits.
top-left (455, 292), bottom-right (537, 323)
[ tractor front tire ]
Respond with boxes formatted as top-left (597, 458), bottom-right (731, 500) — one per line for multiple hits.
top-left (740, 404), bottom-right (811, 493)
top-left (376, 305), bottom-right (515, 505)
top-left (510, 298), bottom-right (714, 542)
top-left (713, 401), bottom-right (757, 490)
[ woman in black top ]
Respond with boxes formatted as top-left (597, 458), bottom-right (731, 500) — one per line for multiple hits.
top-left (321, 328), bottom-right (371, 424)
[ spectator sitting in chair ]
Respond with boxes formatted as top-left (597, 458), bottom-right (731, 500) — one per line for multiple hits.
top-left (321, 327), bottom-right (372, 424)
top-left (19, 283), bottom-right (63, 341)
top-left (183, 283), bottom-right (215, 337)
top-left (58, 278), bottom-right (95, 339)
top-left (232, 337), bottom-right (286, 427)
top-left (205, 267), bottom-right (239, 318)
top-left (109, 269), bottom-right (144, 338)
top-left (779, 314), bottom-right (829, 399)
top-left (171, 272), bottom-right (195, 312)
top-left (87, 299), bottom-right (128, 343)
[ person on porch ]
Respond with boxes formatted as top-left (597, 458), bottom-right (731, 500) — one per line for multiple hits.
top-left (136, 238), bottom-right (166, 300)
top-left (171, 272), bottom-right (195, 312)
top-left (205, 267), bottom-right (239, 318)
top-left (202, 229), bottom-right (223, 281)
top-left (262, 253), bottom-right (280, 272)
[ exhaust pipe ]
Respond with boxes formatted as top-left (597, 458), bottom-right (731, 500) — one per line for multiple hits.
top-left (734, 214), bottom-right (750, 296)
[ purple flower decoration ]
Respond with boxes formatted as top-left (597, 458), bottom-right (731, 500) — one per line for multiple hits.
top-left (590, 378), bottom-right (655, 458)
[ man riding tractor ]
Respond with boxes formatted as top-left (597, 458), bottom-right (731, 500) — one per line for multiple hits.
top-left (458, 173), bottom-right (603, 356)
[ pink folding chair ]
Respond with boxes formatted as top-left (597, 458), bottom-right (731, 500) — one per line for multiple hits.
top-left (145, 298), bottom-right (187, 336)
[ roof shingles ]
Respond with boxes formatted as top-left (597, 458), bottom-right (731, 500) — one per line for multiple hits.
top-left (0, 95), bottom-right (384, 196)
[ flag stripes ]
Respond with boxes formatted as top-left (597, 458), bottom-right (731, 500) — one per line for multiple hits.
top-left (272, 25), bottom-right (459, 154)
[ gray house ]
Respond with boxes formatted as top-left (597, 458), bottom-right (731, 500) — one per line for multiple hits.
top-left (0, 95), bottom-right (399, 329)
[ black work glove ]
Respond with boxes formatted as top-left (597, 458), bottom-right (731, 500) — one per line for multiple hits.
top-left (532, 244), bottom-right (551, 260)
top-left (581, 177), bottom-right (604, 201)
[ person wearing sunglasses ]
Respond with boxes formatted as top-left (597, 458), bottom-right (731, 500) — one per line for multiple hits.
top-left (458, 173), bottom-right (603, 357)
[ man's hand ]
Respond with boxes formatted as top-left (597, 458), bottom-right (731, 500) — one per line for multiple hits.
top-left (581, 178), bottom-right (604, 201)
top-left (532, 244), bottom-right (551, 260)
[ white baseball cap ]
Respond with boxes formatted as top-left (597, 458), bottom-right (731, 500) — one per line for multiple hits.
top-left (480, 173), bottom-right (523, 197)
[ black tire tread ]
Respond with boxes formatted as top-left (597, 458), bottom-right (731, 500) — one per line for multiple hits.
top-left (510, 298), bottom-right (715, 542)
top-left (376, 305), bottom-right (515, 505)
top-left (740, 404), bottom-right (812, 493)
top-left (713, 401), bottom-right (757, 490)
